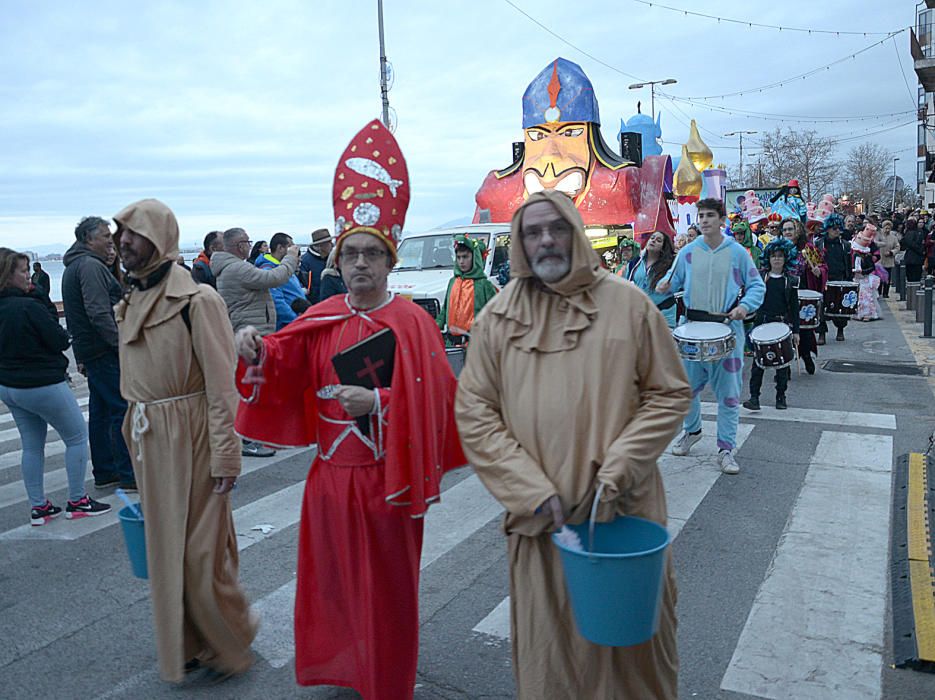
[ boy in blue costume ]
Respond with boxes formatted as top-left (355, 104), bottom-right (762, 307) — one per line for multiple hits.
top-left (658, 198), bottom-right (765, 474)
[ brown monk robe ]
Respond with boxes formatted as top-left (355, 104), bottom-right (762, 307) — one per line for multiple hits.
top-left (113, 199), bottom-right (258, 682)
top-left (455, 189), bottom-right (691, 699)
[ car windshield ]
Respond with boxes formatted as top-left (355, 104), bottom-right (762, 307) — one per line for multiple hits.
top-left (394, 232), bottom-right (490, 271)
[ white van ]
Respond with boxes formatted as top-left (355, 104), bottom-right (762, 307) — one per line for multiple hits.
top-left (388, 224), bottom-right (511, 320)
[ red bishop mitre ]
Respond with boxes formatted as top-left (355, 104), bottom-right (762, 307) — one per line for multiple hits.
top-left (333, 119), bottom-right (410, 262)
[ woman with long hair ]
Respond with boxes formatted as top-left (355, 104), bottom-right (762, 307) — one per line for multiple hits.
top-left (0, 248), bottom-right (110, 525)
top-left (317, 247), bottom-right (347, 302)
top-left (247, 240), bottom-right (269, 265)
top-left (628, 231), bottom-right (677, 328)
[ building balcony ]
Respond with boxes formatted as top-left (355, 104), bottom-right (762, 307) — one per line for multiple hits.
top-left (912, 29), bottom-right (935, 92)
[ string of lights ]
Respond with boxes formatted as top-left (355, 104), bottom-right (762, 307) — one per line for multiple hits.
top-left (670, 30), bottom-right (906, 100)
top-left (501, 0), bottom-right (645, 82)
top-left (630, 0), bottom-right (906, 37)
top-left (657, 96), bottom-right (915, 124)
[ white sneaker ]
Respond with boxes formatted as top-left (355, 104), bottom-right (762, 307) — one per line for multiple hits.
top-left (672, 431), bottom-right (702, 456)
top-left (718, 450), bottom-right (740, 475)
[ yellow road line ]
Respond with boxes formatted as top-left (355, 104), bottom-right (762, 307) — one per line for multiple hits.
top-left (909, 453), bottom-right (931, 562)
top-left (908, 453), bottom-right (935, 661)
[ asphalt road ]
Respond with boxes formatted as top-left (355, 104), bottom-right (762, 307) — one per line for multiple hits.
top-left (0, 296), bottom-right (933, 699)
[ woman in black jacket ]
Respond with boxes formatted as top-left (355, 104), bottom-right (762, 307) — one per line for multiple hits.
top-left (0, 248), bottom-right (109, 525)
top-left (902, 218), bottom-right (926, 283)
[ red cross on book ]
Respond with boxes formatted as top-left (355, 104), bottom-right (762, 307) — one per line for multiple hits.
top-left (331, 328), bottom-right (396, 435)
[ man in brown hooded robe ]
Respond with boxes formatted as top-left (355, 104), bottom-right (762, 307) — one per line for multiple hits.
top-left (112, 198), bottom-right (258, 683)
top-left (455, 189), bottom-right (692, 699)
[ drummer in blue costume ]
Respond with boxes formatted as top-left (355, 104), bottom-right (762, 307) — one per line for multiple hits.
top-left (658, 198), bottom-right (765, 475)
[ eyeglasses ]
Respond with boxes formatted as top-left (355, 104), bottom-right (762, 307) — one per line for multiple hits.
top-left (338, 248), bottom-right (388, 263)
top-left (237, 239), bottom-right (252, 247)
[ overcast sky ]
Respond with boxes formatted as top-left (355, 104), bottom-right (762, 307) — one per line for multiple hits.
top-left (0, 0), bottom-right (919, 249)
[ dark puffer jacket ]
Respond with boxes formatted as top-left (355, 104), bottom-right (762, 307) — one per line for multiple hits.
top-left (0, 288), bottom-right (70, 388)
top-left (61, 241), bottom-right (123, 362)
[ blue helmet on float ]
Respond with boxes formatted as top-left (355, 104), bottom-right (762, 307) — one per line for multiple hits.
top-left (522, 58), bottom-right (600, 128)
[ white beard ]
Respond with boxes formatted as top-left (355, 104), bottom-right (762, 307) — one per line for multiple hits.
top-left (531, 255), bottom-right (571, 283)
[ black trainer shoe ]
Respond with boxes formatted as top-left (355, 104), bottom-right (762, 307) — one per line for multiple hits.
top-left (776, 395), bottom-right (788, 410)
top-left (743, 397), bottom-right (761, 411)
top-left (836, 328), bottom-right (845, 342)
top-left (118, 480), bottom-right (138, 493)
top-left (30, 500), bottom-right (62, 526)
top-left (65, 495), bottom-right (112, 519)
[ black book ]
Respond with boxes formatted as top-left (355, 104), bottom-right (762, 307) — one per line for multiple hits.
top-left (331, 328), bottom-right (396, 435)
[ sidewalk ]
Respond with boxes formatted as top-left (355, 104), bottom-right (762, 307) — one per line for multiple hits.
top-left (885, 293), bottom-right (935, 402)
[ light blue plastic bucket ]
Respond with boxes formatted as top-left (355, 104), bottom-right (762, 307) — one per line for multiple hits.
top-left (552, 489), bottom-right (670, 647)
top-left (118, 505), bottom-right (148, 580)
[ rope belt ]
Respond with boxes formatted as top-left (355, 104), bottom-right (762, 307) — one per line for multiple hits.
top-left (130, 391), bottom-right (206, 463)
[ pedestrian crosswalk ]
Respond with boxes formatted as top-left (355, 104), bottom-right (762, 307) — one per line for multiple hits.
top-left (0, 389), bottom-right (901, 699)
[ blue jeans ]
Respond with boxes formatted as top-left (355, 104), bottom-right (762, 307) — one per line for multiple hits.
top-left (0, 381), bottom-right (88, 506)
top-left (85, 352), bottom-right (134, 483)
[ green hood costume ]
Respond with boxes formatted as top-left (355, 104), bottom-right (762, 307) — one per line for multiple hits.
top-left (436, 234), bottom-right (499, 337)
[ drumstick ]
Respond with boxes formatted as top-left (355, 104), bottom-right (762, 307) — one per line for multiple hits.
top-left (795, 337), bottom-right (801, 376)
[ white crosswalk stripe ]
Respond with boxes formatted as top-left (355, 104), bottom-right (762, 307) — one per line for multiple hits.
top-left (720, 431), bottom-right (893, 699)
top-left (470, 420), bottom-right (756, 640)
top-left (0, 448), bottom-right (313, 540)
top-left (0, 410), bottom-right (90, 444)
top-left (251, 469), bottom-right (505, 668)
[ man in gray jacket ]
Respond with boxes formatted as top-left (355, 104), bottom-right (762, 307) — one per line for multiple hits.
top-left (212, 228), bottom-right (300, 335)
top-left (211, 227), bottom-right (300, 457)
top-left (62, 216), bottom-right (136, 490)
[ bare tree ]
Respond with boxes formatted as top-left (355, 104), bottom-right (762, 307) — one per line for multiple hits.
top-left (752, 128), bottom-right (837, 199)
top-left (840, 143), bottom-right (892, 212)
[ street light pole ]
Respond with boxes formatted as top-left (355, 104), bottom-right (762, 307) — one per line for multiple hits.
top-left (891, 157), bottom-right (900, 212)
top-left (628, 78), bottom-right (678, 123)
top-left (725, 131), bottom-right (758, 186)
top-left (377, 0), bottom-right (390, 128)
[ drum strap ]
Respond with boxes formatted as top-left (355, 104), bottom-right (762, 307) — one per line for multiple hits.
top-left (686, 308), bottom-right (729, 323)
top-left (656, 296), bottom-right (676, 311)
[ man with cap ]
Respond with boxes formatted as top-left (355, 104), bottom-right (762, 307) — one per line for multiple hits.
top-left (233, 120), bottom-right (465, 700)
top-left (456, 188), bottom-right (691, 699)
top-left (112, 198), bottom-right (257, 684)
top-left (300, 227), bottom-right (333, 304)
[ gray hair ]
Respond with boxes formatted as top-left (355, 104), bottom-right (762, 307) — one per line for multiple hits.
top-left (75, 216), bottom-right (110, 243)
top-left (223, 228), bottom-right (247, 247)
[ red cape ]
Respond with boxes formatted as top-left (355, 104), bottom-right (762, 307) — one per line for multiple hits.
top-left (472, 154), bottom-right (675, 239)
top-left (235, 293), bottom-right (466, 517)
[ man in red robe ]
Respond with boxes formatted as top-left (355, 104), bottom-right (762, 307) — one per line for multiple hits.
top-left (233, 120), bottom-right (465, 699)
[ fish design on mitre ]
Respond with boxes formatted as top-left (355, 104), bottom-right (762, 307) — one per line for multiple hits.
top-left (345, 157), bottom-right (404, 197)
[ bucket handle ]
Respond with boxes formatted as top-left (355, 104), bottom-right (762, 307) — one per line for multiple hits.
top-left (587, 483), bottom-right (605, 561)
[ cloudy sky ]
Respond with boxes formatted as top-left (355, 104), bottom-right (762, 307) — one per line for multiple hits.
top-left (0, 0), bottom-right (918, 249)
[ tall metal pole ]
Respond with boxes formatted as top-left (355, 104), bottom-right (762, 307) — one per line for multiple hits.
top-left (738, 133), bottom-right (744, 185)
top-left (650, 84), bottom-right (655, 123)
top-left (377, 0), bottom-right (390, 128)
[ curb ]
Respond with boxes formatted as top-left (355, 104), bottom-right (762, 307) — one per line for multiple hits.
top-left (892, 452), bottom-right (935, 671)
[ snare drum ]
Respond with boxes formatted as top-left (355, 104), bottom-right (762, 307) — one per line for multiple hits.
top-left (446, 347), bottom-right (465, 377)
top-left (749, 322), bottom-right (794, 369)
top-left (672, 322), bottom-right (735, 362)
top-left (824, 281), bottom-right (859, 318)
top-left (797, 289), bottom-right (823, 330)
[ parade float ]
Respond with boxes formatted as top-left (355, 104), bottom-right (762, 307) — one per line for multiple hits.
top-left (473, 58), bottom-right (675, 249)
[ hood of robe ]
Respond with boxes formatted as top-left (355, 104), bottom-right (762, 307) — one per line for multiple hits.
top-left (113, 199), bottom-right (198, 344)
top-left (113, 198), bottom-right (180, 280)
top-left (493, 189), bottom-right (607, 353)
